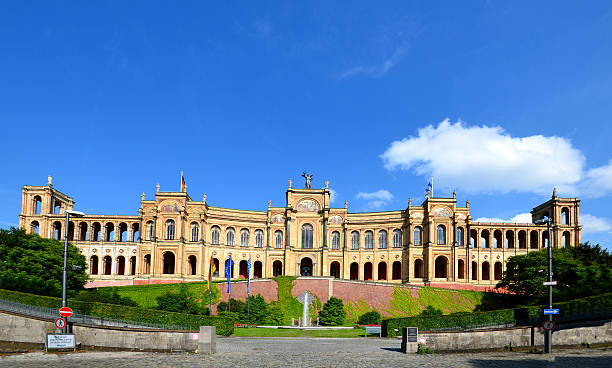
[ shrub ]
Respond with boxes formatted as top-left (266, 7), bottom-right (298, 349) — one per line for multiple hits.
top-left (217, 298), bottom-right (245, 314)
top-left (73, 287), bottom-right (138, 307)
top-left (319, 297), bottom-right (346, 326)
top-left (265, 303), bottom-right (284, 325)
top-left (358, 310), bottom-right (382, 325)
top-left (239, 294), bottom-right (268, 325)
top-left (156, 284), bottom-right (208, 315)
top-left (419, 306), bottom-right (443, 316)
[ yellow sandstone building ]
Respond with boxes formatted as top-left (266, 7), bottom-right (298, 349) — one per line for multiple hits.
top-left (18, 177), bottom-right (581, 289)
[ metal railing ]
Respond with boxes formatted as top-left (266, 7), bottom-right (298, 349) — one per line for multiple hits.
top-left (0, 298), bottom-right (190, 331)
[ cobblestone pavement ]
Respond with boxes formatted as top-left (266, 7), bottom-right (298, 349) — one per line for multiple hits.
top-left (0, 338), bottom-right (610, 368)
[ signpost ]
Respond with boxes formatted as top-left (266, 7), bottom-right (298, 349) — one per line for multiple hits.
top-left (54, 318), bottom-right (66, 330)
top-left (543, 309), bottom-right (559, 315)
top-left (542, 281), bottom-right (557, 286)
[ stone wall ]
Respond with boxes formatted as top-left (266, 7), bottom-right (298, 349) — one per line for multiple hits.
top-left (0, 311), bottom-right (198, 352)
top-left (419, 321), bottom-right (612, 351)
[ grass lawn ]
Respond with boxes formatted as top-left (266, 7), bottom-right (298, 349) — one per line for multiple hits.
top-left (232, 327), bottom-right (366, 338)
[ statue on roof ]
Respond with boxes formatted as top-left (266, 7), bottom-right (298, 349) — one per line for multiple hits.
top-left (302, 171), bottom-right (313, 189)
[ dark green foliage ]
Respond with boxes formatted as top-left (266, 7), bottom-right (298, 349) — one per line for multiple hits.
top-left (73, 287), bottom-right (138, 307)
top-left (265, 303), bottom-right (285, 325)
top-left (358, 310), bottom-right (382, 325)
top-left (419, 306), bottom-right (443, 316)
top-left (239, 294), bottom-right (268, 324)
top-left (0, 288), bottom-right (235, 336)
top-left (318, 296), bottom-right (346, 326)
top-left (0, 228), bottom-right (87, 297)
top-left (156, 284), bottom-right (209, 315)
top-left (497, 242), bottom-right (612, 305)
top-left (217, 298), bottom-right (245, 314)
top-left (416, 344), bottom-right (433, 354)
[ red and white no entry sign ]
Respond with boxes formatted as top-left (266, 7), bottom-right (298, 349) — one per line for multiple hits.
top-left (54, 318), bottom-right (66, 329)
top-left (59, 307), bottom-right (73, 317)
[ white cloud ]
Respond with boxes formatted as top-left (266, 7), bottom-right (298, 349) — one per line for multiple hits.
top-left (580, 214), bottom-right (612, 234)
top-left (356, 190), bottom-right (394, 210)
top-left (339, 43), bottom-right (408, 79)
top-left (580, 160), bottom-right (612, 198)
top-left (474, 213), bottom-right (532, 224)
top-left (329, 189), bottom-right (337, 204)
top-left (381, 119), bottom-right (586, 195)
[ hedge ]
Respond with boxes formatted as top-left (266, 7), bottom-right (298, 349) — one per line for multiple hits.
top-left (0, 289), bottom-right (235, 336)
top-left (382, 292), bottom-right (612, 338)
top-left (382, 309), bottom-right (514, 337)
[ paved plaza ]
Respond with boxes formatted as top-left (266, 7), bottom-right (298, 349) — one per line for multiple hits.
top-left (0, 338), bottom-right (610, 368)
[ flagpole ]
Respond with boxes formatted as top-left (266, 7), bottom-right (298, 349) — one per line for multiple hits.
top-left (208, 255), bottom-right (212, 316)
top-left (247, 256), bottom-right (251, 327)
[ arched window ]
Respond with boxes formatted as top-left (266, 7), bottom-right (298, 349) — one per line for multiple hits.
top-left (414, 226), bottom-right (422, 246)
top-left (226, 228), bottom-right (235, 246)
top-left (188, 255), bottom-right (197, 275)
top-left (393, 229), bottom-right (402, 248)
top-left (563, 231), bottom-right (571, 247)
top-left (351, 231), bottom-right (359, 249)
top-left (436, 225), bottom-right (446, 245)
top-left (143, 254), bottom-right (151, 274)
top-left (240, 229), bottom-right (250, 247)
top-left (166, 220), bottom-right (175, 240)
top-left (163, 252), bottom-right (175, 274)
top-left (378, 230), bottom-right (387, 249)
top-left (254, 230), bottom-right (264, 248)
top-left (33, 196), bottom-right (41, 215)
top-left (364, 231), bottom-right (373, 249)
top-left (561, 207), bottom-right (569, 225)
top-left (331, 231), bottom-right (340, 249)
top-left (31, 221), bottom-right (39, 235)
top-left (456, 227), bottom-right (464, 246)
top-left (481, 230), bottom-right (490, 248)
top-left (146, 221), bottom-right (154, 241)
top-left (302, 224), bottom-right (313, 249)
top-left (191, 222), bottom-right (199, 242)
top-left (275, 230), bottom-right (283, 248)
top-left (211, 226), bottom-right (220, 244)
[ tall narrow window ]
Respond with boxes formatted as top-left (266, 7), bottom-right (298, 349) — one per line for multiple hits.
top-left (378, 230), bottom-right (387, 249)
top-left (226, 228), bottom-right (235, 246)
top-left (255, 230), bottom-right (264, 248)
top-left (240, 229), bottom-right (250, 247)
top-left (331, 231), bottom-right (340, 249)
top-left (351, 231), bottom-right (359, 249)
top-left (166, 220), bottom-right (175, 240)
top-left (211, 226), bottom-right (220, 244)
top-left (146, 221), bottom-right (154, 241)
top-left (275, 230), bottom-right (283, 248)
top-left (393, 229), bottom-right (402, 248)
top-left (436, 225), bottom-right (446, 245)
top-left (365, 231), bottom-right (373, 249)
top-left (302, 224), bottom-right (313, 249)
top-left (191, 222), bottom-right (199, 242)
top-left (456, 227), bottom-right (464, 246)
top-left (414, 226), bottom-right (422, 246)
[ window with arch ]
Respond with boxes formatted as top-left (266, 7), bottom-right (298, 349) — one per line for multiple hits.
top-left (364, 231), bottom-right (373, 249)
top-left (350, 231), bottom-right (359, 249)
top-left (240, 229), bottom-right (250, 247)
top-left (275, 230), bottom-right (283, 248)
top-left (393, 229), bottom-right (402, 248)
top-left (211, 226), bottom-right (220, 244)
top-left (254, 229), bottom-right (264, 248)
top-left (146, 221), bottom-right (154, 241)
top-left (190, 222), bottom-right (199, 242)
top-left (561, 207), bottom-right (570, 225)
top-left (378, 230), bottom-right (387, 249)
top-left (436, 225), bottom-right (446, 245)
top-left (414, 226), bottom-right (422, 246)
top-left (456, 227), bottom-right (464, 246)
top-left (302, 224), bottom-right (313, 249)
top-left (331, 231), bottom-right (340, 249)
top-left (226, 228), bottom-right (235, 246)
top-left (166, 220), bottom-right (175, 240)
top-left (33, 196), bottom-right (41, 215)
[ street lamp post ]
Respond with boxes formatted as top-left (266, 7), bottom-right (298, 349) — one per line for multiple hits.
top-left (535, 217), bottom-right (553, 354)
top-left (63, 209), bottom-right (84, 331)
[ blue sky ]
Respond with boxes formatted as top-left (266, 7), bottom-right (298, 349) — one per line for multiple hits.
top-left (1, 1), bottom-right (611, 248)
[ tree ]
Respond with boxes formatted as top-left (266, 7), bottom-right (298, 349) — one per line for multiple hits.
top-left (318, 296), bottom-right (346, 326)
top-left (496, 242), bottom-right (612, 305)
top-left (419, 306), bottom-right (443, 316)
top-left (240, 294), bottom-right (268, 324)
top-left (358, 310), bottom-right (382, 325)
top-left (156, 283), bottom-right (208, 315)
top-left (0, 228), bottom-right (87, 297)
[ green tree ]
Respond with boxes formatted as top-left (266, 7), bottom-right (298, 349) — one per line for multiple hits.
top-left (419, 306), bottom-right (443, 316)
top-left (156, 284), bottom-right (208, 315)
top-left (240, 294), bottom-right (268, 324)
top-left (358, 310), bottom-right (382, 325)
top-left (0, 228), bottom-right (87, 297)
top-left (318, 296), bottom-right (346, 326)
top-left (497, 242), bottom-right (612, 305)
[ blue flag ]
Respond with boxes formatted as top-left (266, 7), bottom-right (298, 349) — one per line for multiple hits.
top-left (225, 255), bottom-right (234, 293)
top-left (426, 177), bottom-right (433, 196)
top-left (247, 256), bottom-right (251, 295)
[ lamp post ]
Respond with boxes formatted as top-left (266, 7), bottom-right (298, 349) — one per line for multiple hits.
top-left (63, 210), bottom-right (84, 309)
top-left (535, 217), bottom-right (553, 354)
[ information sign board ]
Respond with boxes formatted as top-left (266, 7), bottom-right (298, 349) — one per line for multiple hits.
top-left (46, 334), bottom-right (75, 349)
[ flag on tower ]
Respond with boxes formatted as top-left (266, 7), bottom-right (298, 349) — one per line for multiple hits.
top-left (208, 255), bottom-right (216, 291)
top-left (225, 254), bottom-right (234, 293)
top-left (181, 171), bottom-right (186, 192)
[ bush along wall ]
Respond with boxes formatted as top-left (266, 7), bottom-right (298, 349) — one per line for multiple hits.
top-left (0, 289), bottom-right (235, 336)
top-left (382, 291), bottom-right (612, 338)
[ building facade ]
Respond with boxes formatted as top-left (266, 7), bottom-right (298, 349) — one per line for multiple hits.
top-left (18, 177), bottom-right (581, 288)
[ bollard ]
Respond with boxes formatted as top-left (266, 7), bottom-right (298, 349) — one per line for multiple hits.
top-left (198, 326), bottom-right (216, 354)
